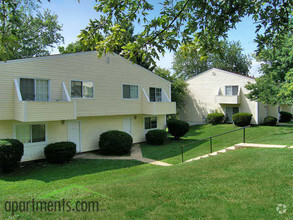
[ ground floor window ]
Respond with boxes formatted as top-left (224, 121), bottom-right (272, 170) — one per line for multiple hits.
top-left (145, 117), bottom-right (157, 130)
top-left (15, 124), bottom-right (46, 144)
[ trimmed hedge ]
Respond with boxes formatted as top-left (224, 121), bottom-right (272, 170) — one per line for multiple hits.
top-left (167, 119), bottom-right (190, 140)
top-left (44, 141), bottom-right (76, 164)
top-left (232, 113), bottom-right (252, 127)
top-left (146, 129), bottom-right (167, 145)
top-left (99, 130), bottom-right (133, 155)
top-left (0, 139), bottom-right (24, 173)
top-left (207, 113), bottom-right (225, 125)
top-left (263, 116), bottom-right (278, 126)
top-left (279, 111), bottom-right (292, 123)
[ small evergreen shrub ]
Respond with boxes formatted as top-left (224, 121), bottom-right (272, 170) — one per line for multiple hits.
top-left (279, 111), bottom-right (292, 123)
top-left (44, 142), bottom-right (76, 164)
top-left (0, 139), bottom-right (24, 173)
top-left (167, 119), bottom-right (190, 140)
top-left (146, 129), bottom-right (167, 145)
top-left (232, 113), bottom-right (252, 127)
top-left (99, 130), bottom-right (133, 155)
top-left (263, 116), bottom-right (278, 126)
top-left (207, 113), bottom-right (225, 125)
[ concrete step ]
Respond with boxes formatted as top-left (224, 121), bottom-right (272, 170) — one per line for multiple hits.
top-left (235, 143), bottom-right (287, 148)
top-left (200, 154), bottom-right (209, 158)
top-left (185, 157), bottom-right (201, 162)
top-left (209, 152), bottom-right (218, 156)
top-left (225, 146), bottom-right (236, 151)
top-left (288, 146), bottom-right (293, 149)
top-left (217, 149), bottom-right (227, 153)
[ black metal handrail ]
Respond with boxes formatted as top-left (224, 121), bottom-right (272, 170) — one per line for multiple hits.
top-left (180, 126), bottom-right (250, 162)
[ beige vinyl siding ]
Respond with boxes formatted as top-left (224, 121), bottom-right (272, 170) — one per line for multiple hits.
top-left (0, 52), bottom-right (172, 120)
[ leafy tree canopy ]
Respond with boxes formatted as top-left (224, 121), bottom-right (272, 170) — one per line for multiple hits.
top-left (87, 0), bottom-right (292, 67)
top-left (0, 0), bottom-right (63, 61)
top-left (246, 21), bottom-right (293, 105)
top-left (173, 40), bottom-right (252, 80)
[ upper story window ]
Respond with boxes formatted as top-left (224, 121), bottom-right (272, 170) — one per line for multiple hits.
top-left (123, 84), bottom-right (138, 99)
top-left (15, 124), bottom-right (46, 144)
top-left (225, 86), bottom-right (239, 96)
top-left (145, 117), bottom-right (157, 130)
top-left (71, 80), bottom-right (93, 98)
top-left (20, 78), bottom-right (49, 101)
top-left (150, 87), bottom-right (162, 102)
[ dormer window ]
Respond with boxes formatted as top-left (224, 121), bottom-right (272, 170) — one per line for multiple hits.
top-left (225, 86), bottom-right (238, 96)
top-left (20, 78), bottom-right (49, 101)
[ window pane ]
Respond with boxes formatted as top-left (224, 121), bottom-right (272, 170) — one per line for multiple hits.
top-left (225, 86), bottom-right (232, 95)
top-left (151, 117), bottom-right (157, 128)
top-left (71, 81), bottom-right (82, 98)
top-left (36, 79), bottom-right (49, 101)
top-left (155, 88), bottom-right (162, 102)
top-left (150, 88), bottom-right (156, 102)
top-left (123, 85), bottom-right (130, 98)
top-left (32, 124), bottom-right (46, 142)
top-left (20, 78), bottom-right (35, 101)
top-left (83, 81), bottom-right (93, 98)
top-left (145, 117), bottom-right (151, 129)
top-left (232, 86), bottom-right (238, 95)
top-left (233, 107), bottom-right (239, 114)
top-left (130, 85), bottom-right (138, 99)
top-left (16, 125), bottom-right (31, 143)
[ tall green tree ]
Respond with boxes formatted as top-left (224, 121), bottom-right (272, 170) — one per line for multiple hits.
top-left (246, 23), bottom-right (293, 105)
top-left (0, 0), bottom-right (63, 61)
top-left (173, 40), bottom-right (252, 80)
top-left (88, 0), bottom-right (292, 67)
top-left (154, 67), bottom-right (188, 112)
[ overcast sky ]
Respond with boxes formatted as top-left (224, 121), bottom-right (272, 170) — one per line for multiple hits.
top-left (41, 0), bottom-right (261, 77)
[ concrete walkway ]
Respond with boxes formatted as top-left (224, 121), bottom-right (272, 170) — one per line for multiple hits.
top-left (74, 144), bottom-right (173, 167)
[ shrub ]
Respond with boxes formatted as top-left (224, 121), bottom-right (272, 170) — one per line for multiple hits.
top-left (0, 139), bottom-right (24, 173)
top-left (279, 111), bottom-right (292, 123)
top-left (99, 130), bottom-right (133, 155)
top-left (207, 113), bottom-right (225, 125)
top-left (232, 113), bottom-right (252, 127)
top-left (263, 116), bottom-right (278, 126)
top-left (44, 142), bottom-right (76, 164)
top-left (146, 129), bottom-right (167, 145)
top-left (167, 119), bottom-right (190, 140)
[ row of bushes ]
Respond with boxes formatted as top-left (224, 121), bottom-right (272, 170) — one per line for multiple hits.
top-left (206, 111), bottom-right (292, 126)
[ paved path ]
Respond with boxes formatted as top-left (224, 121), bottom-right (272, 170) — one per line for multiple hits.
top-left (74, 144), bottom-right (173, 167)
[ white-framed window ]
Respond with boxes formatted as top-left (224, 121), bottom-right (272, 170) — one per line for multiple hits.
top-left (150, 87), bottom-right (162, 102)
top-left (145, 117), bottom-right (157, 130)
top-left (15, 124), bottom-right (46, 144)
top-left (123, 84), bottom-right (138, 99)
top-left (225, 86), bottom-right (239, 96)
top-left (71, 80), bottom-right (94, 98)
top-left (19, 78), bottom-right (49, 101)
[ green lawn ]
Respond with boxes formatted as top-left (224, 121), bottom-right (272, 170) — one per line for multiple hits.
top-left (141, 124), bottom-right (293, 164)
top-left (1, 148), bottom-right (292, 219)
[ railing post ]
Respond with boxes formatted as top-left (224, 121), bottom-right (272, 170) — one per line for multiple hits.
top-left (210, 137), bottom-right (212, 153)
top-left (181, 146), bottom-right (184, 163)
top-left (243, 127), bottom-right (246, 143)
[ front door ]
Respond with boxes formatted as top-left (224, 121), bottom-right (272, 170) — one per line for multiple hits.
top-left (68, 121), bottom-right (81, 152)
top-left (226, 107), bottom-right (239, 122)
top-left (123, 117), bottom-right (132, 135)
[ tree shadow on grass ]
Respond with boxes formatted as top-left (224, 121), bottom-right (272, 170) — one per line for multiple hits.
top-left (0, 159), bottom-right (144, 183)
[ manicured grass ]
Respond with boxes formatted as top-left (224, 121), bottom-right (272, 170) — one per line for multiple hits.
top-left (1, 148), bottom-right (292, 219)
top-left (141, 124), bottom-right (293, 164)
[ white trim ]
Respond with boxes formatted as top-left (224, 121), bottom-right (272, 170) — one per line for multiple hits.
top-left (14, 79), bottom-right (23, 101)
top-left (121, 83), bottom-right (139, 100)
top-left (70, 79), bottom-right (95, 99)
top-left (13, 122), bottom-right (48, 146)
top-left (142, 88), bottom-right (150, 102)
top-left (67, 120), bottom-right (82, 152)
top-left (186, 68), bottom-right (256, 82)
top-left (144, 116), bottom-right (158, 131)
top-left (62, 82), bottom-right (71, 101)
